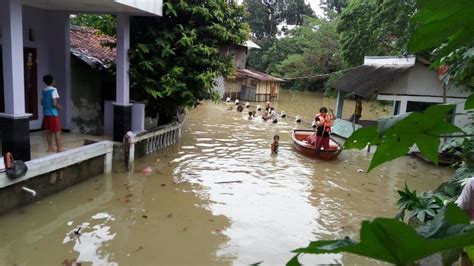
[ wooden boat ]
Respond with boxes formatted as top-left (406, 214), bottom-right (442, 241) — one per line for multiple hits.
top-left (291, 129), bottom-right (342, 160)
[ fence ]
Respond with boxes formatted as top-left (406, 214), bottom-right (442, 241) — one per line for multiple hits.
top-left (124, 119), bottom-right (185, 169)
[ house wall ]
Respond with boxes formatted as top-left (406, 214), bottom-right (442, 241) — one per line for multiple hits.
top-left (382, 63), bottom-right (468, 98)
top-left (213, 75), bottom-right (225, 99)
top-left (70, 56), bottom-right (104, 135)
top-left (378, 94), bottom-right (469, 128)
top-left (224, 78), bottom-right (243, 100)
top-left (219, 45), bottom-right (247, 69)
top-left (0, 6), bottom-right (71, 130)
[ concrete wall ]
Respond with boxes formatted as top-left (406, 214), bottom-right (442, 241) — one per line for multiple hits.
top-left (70, 56), bottom-right (104, 135)
top-left (213, 75), bottom-right (225, 99)
top-left (0, 155), bottom-right (104, 215)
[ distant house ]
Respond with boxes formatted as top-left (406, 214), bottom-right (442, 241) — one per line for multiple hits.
top-left (235, 69), bottom-right (284, 102)
top-left (214, 40), bottom-right (284, 102)
top-left (330, 56), bottom-right (470, 130)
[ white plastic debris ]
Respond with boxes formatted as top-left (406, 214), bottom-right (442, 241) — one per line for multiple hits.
top-left (357, 169), bottom-right (364, 173)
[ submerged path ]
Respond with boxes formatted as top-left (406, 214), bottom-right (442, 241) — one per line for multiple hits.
top-left (0, 91), bottom-right (452, 265)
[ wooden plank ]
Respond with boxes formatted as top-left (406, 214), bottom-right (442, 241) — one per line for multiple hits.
top-left (0, 141), bottom-right (114, 188)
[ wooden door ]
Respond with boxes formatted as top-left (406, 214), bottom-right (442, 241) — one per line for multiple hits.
top-left (24, 47), bottom-right (38, 120)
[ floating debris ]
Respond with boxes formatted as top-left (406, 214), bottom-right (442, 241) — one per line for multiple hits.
top-left (214, 180), bottom-right (243, 184)
top-left (357, 169), bottom-right (364, 173)
top-left (142, 167), bottom-right (152, 174)
top-left (73, 227), bottom-right (82, 236)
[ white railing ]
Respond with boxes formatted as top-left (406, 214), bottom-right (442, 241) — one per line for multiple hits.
top-left (124, 119), bottom-right (185, 168)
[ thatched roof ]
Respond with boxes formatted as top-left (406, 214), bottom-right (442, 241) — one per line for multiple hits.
top-left (330, 65), bottom-right (411, 97)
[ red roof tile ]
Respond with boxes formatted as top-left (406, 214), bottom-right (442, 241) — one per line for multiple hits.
top-left (70, 26), bottom-right (116, 68)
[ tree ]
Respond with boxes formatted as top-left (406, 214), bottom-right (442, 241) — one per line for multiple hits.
top-left (337, 0), bottom-right (416, 66)
top-left (70, 14), bottom-right (116, 36)
top-left (320, 0), bottom-right (348, 14)
top-left (128, 1), bottom-right (249, 124)
top-left (273, 17), bottom-right (344, 90)
top-left (249, 17), bottom-right (343, 91)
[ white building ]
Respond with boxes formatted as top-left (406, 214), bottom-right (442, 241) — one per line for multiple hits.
top-left (331, 56), bottom-right (469, 129)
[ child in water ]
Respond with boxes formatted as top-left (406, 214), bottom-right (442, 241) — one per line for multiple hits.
top-left (271, 135), bottom-right (279, 154)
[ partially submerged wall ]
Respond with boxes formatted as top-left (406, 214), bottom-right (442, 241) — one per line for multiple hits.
top-left (0, 155), bottom-right (104, 215)
top-left (0, 141), bottom-right (113, 215)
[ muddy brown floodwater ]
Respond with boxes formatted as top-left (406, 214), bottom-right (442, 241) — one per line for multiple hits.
top-left (0, 90), bottom-right (453, 265)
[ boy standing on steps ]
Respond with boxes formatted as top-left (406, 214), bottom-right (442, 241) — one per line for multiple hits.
top-left (41, 74), bottom-right (63, 152)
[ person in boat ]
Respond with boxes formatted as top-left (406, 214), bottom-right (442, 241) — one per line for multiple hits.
top-left (271, 135), bottom-right (279, 154)
top-left (237, 104), bottom-right (244, 112)
top-left (306, 107), bottom-right (335, 150)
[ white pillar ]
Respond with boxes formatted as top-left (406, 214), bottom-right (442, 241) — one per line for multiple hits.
top-left (335, 91), bottom-right (346, 119)
top-left (399, 100), bottom-right (408, 115)
top-left (116, 13), bottom-right (130, 105)
top-left (1, 0), bottom-right (26, 116)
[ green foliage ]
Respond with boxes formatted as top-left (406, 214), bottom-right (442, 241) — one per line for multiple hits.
top-left (128, 1), bottom-right (249, 123)
top-left (70, 14), bottom-right (116, 36)
top-left (337, 0), bottom-right (416, 66)
top-left (290, 0), bottom-right (474, 264)
top-left (248, 17), bottom-right (344, 91)
top-left (408, 0), bottom-right (474, 56)
top-left (289, 203), bottom-right (474, 266)
top-left (320, 0), bottom-right (348, 14)
top-left (344, 104), bottom-right (462, 171)
top-left (397, 184), bottom-right (444, 223)
top-left (438, 48), bottom-right (474, 90)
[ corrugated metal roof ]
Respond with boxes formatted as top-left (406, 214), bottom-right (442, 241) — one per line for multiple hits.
top-left (330, 65), bottom-right (411, 97)
top-left (236, 69), bottom-right (284, 82)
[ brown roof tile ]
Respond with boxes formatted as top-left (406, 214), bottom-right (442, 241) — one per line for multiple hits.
top-left (70, 26), bottom-right (116, 68)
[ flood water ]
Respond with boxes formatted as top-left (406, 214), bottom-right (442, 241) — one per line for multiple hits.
top-left (0, 90), bottom-right (453, 265)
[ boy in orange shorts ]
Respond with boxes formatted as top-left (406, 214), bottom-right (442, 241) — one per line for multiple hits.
top-left (41, 74), bottom-right (63, 152)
